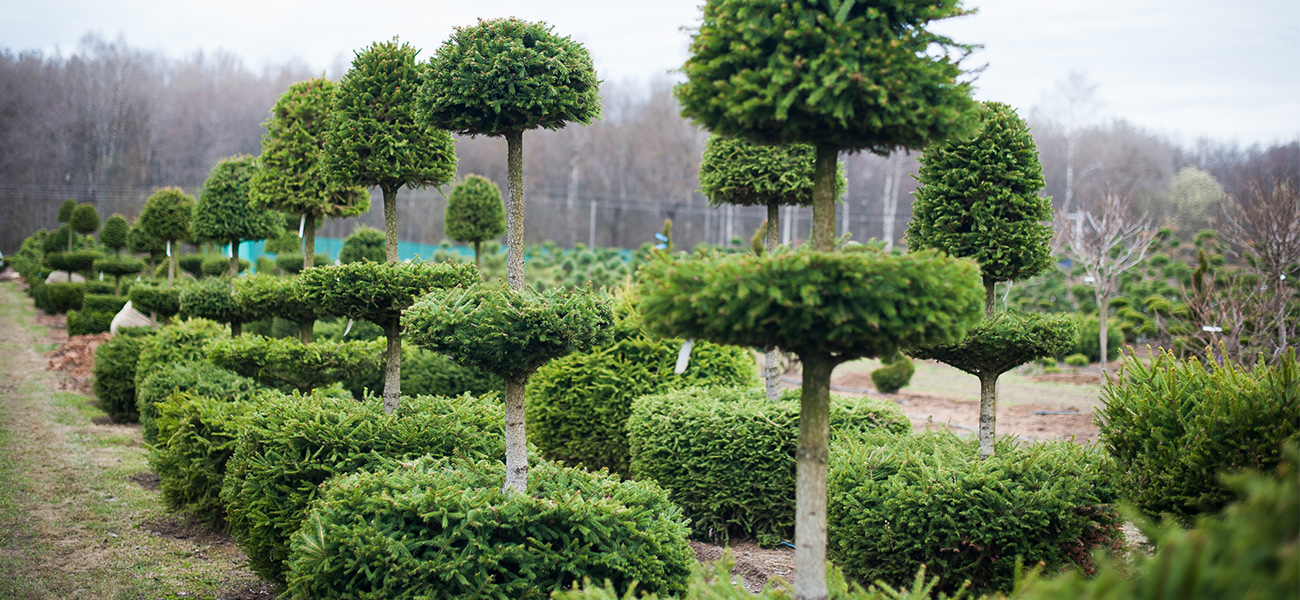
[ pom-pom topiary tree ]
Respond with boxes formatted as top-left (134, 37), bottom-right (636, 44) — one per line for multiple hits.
top-left (295, 260), bottom-right (479, 412)
top-left (444, 174), bottom-right (506, 270)
top-left (193, 155), bottom-right (282, 278)
top-left (905, 101), bottom-right (1075, 459)
top-left (419, 17), bottom-right (600, 291)
top-left (70, 202), bottom-right (100, 248)
top-left (138, 187), bottom-right (196, 286)
top-left (56, 198), bottom-right (76, 250)
top-left (637, 248), bottom-right (982, 599)
top-left (253, 78), bottom-right (370, 271)
top-left (403, 283), bottom-right (615, 494)
top-left (326, 41), bottom-right (456, 263)
top-left (100, 214), bottom-right (129, 255)
top-left (337, 225), bottom-right (386, 264)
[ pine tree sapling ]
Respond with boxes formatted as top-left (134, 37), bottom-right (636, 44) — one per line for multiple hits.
top-left (138, 187), bottom-right (196, 286)
top-left (403, 283), bottom-right (615, 493)
top-left (327, 41), bottom-right (456, 263)
top-left (193, 155), bottom-right (281, 278)
top-left (445, 174), bottom-right (506, 270)
top-left (295, 260), bottom-right (479, 412)
top-left (253, 78), bottom-right (369, 270)
top-left (420, 18), bottom-right (600, 290)
top-left (338, 225), bottom-right (386, 264)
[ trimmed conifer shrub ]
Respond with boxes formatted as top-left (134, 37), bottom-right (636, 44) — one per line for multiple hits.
top-left (136, 360), bottom-right (264, 444)
top-left (826, 432), bottom-right (1121, 594)
top-left (221, 391), bottom-right (507, 583)
top-left (148, 390), bottom-right (253, 527)
top-left (629, 386), bottom-right (909, 545)
top-left (1098, 348), bottom-right (1299, 524)
top-left (178, 277), bottom-right (240, 326)
top-left (870, 353), bottom-right (915, 394)
top-left (129, 281), bottom-right (181, 319)
top-left (82, 294), bottom-right (127, 314)
top-left (92, 327), bottom-right (156, 422)
top-left (67, 308), bottom-right (115, 335)
top-left (285, 456), bottom-right (694, 600)
top-left (200, 255), bottom-right (250, 277)
top-left (45, 282), bottom-right (85, 313)
top-left (207, 334), bottom-right (384, 393)
top-left (341, 343), bottom-right (503, 400)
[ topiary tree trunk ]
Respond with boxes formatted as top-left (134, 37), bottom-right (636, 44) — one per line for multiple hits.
top-left (764, 201), bottom-right (782, 401)
top-left (505, 130), bottom-right (526, 292)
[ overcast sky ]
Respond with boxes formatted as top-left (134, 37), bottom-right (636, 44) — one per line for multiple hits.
top-left (4, 0), bottom-right (1297, 147)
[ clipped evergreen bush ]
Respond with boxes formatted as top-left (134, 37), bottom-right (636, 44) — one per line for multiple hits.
top-left (149, 390), bottom-right (253, 527)
top-left (273, 253), bottom-right (331, 274)
top-left (136, 360), bottom-right (264, 444)
top-left (870, 353), bottom-right (915, 394)
top-left (82, 293), bottom-right (127, 314)
top-left (207, 334), bottom-right (384, 393)
top-left (67, 308), bottom-right (115, 335)
top-left (337, 225), bottom-right (386, 264)
top-left (200, 255), bottom-right (249, 277)
top-left (342, 343), bottom-right (503, 400)
top-left (629, 386), bottom-right (909, 545)
top-left (1098, 348), bottom-right (1299, 523)
top-left (129, 281), bottom-right (181, 318)
top-left (286, 456), bottom-right (694, 600)
top-left (91, 327), bottom-right (156, 422)
top-left (177, 254), bottom-right (208, 279)
top-left (826, 432), bottom-right (1121, 594)
top-left (1064, 353), bottom-right (1089, 367)
top-left (221, 391), bottom-right (507, 583)
top-left (178, 277), bottom-right (239, 327)
top-left (44, 282), bottom-right (85, 313)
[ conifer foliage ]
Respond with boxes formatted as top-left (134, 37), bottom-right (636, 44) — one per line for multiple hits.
top-left (444, 174), bottom-right (506, 269)
top-left (193, 155), bottom-right (281, 278)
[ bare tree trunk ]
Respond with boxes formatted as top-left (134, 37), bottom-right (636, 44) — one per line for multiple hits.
top-left (473, 240), bottom-right (481, 272)
top-left (811, 145), bottom-right (837, 252)
top-left (505, 130), bottom-right (525, 292)
top-left (881, 154), bottom-right (903, 251)
top-left (383, 185), bottom-right (399, 263)
top-left (167, 244), bottom-right (175, 287)
top-left (382, 320), bottom-right (401, 413)
top-left (231, 321), bottom-right (242, 337)
top-left (984, 279), bottom-right (996, 319)
top-left (764, 200), bottom-right (782, 402)
top-left (502, 374), bottom-right (530, 494)
top-left (300, 321), bottom-right (314, 344)
top-left (978, 372), bottom-right (997, 459)
top-left (794, 353), bottom-right (833, 600)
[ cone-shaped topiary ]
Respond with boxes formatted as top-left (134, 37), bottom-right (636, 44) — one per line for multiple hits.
top-left (327, 41), bottom-right (456, 263)
top-left (193, 155), bottom-right (282, 278)
top-left (403, 282), bottom-right (615, 494)
top-left (444, 174), bottom-right (506, 270)
top-left (253, 78), bottom-right (370, 272)
top-left (138, 187), bottom-right (196, 286)
top-left (295, 261), bottom-right (480, 412)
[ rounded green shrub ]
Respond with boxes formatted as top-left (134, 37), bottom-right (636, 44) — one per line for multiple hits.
top-left (136, 360), bottom-right (264, 444)
top-left (1064, 353), bottom-right (1090, 367)
top-left (629, 386), bottom-right (909, 545)
top-left (286, 456), bottom-right (694, 600)
top-left (338, 225), bottom-right (386, 264)
top-left (221, 391), bottom-right (507, 583)
top-left (92, 327), bottom-right (156, 422)
top-left (1098, 348), bottom-right (1299, 524)
top-left (67, 308), bottom-right (115, 335)
top-left (178, 277), bottom-right (239, 325)
top-left (149, 390), bottom-right (252, 527)
top-left (200, 255), bottom-right (250, 277)
top-left (82, 294), bottom-right (127, 315)
top-left (45, 282), bottom-right (85, 313)
top-left (826, 431), bottom-right (1121, 594)
top-left (129, 281), bottom-right (181, 318)
top-left (274, 253), bottom-right (330, 274)
top-left (177, 254), bottom-right (208, 279)
top-left (870, 354), bottom-right (915, 394)
top-left (207, 335), bottom-right (384, 393)
top-left (342, 343), bottom-right (503, 400)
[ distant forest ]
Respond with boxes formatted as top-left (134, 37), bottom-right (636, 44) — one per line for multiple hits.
top-left (2, 34), bottom-right (1296, 255)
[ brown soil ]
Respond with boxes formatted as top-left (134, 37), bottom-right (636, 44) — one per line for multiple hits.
top-left (45, 332), bottom-right (112, 396)
top-left (691, 539), bottom-right (794, 593)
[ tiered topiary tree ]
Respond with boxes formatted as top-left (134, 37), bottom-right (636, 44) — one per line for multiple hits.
top-left (95, 214), bottom-right (143, 295)
top-left (326, 41), bottom-right (457, 263)
top-left (193, 155), bottom-right (282, 278)
top-left (232, 273), bottom-right (319, 343)
top-left (419, 17), bottom-right (600, 291)
top-left (253, 78), bottom-right (370, 271)
top-left (672, 1), bottom-right (982, 597)
top-left (905, 101), bottom-right (1077, 459)
top-left (295, 260), bottom-right (479, 412)
top-left (138, 187), bottom-right (196, 286)
top-left (338, 225), bottom-right (386, 264)
top-left (444, 174), bottom-right (506, 270)
top-left (208, 334), bottom-right (384, 393)
top-left (404, 283), bottom-right (614, 493)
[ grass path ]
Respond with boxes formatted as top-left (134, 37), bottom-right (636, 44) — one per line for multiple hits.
top-left (0, 282), bottom-right (259, 600)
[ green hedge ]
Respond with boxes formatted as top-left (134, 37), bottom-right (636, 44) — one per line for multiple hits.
top-left (129, 281), bottom-right (181, 318)
top-left (178, 277), bottom-right (240, 325)
top-left (526, 327), bottom-right (758, 475)
top-left (286, 457), bottom-right (694, 600)
top-left (136, 360), bottom-right (264, 444)
top-left (148, 390), bottom-right (252, 527)
top-left (91, 328), bottom-right (156, 422)
top-left (628, 386), bottom-right (909, 545)
top-left (67, 308), bottom-right (115, 335)
top-left (45, 282), bottom-right (84, 313)
top-left (134, 318), bottom-right (228, 389)
top-left (826, 432), bottom-right (1121, 594)
top-left (221, 391), bottom-right (507, 583)
top-left (82, 293), bottom-right (128, 314)
top-left (1098, 348), bottom-right (1299, 524)
top-left (207, 334), bottom-right (384, 393)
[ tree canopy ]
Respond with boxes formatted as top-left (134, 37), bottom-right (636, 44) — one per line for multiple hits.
top-left (194, 155), bottom-right (281, 275)
top-left (698, 136), bottom-right (828, 208)
top-left (138, 186), bottom-right (196, 285)
top-left (101, 214), bottom-right (129, 253)
top-left (445, 175), bottom-right (506, 267)
top-left (338, 225), bottom-right (386, 264)
top-left (70, 203), bottom-right (100, 236)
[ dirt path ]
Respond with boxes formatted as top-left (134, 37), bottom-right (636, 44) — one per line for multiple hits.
top-left (0, 282), bottom-right (268, 600)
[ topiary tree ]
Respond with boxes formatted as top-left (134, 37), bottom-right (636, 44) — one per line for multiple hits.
top-left (444, 174), bottom-right (506, 270)
top-left (403, 283), bottom-right (615, 494)
top-left (904, 101), bottom-right (1074, 459)
top-left (100, 214), bottom-right (129, 255)
top-left (295, 260), bottom-right (479, 412)
top-left (70, 203), bottom-right (100, 249)
top-left (698, 134), bottom-right (836, 400)
top-left (338, 225), bottom-right (386, 264)
top-left (208, 335), bottom-right (384, 393)
top-left (178, 276), bottom-right (241, 334)
top-left (193, 155), bottom-right (282, 277)
top-left (326, 41), bottom-right (457, 263)
top-left (253, 78), bottom-right (370, 271)
top-left (93, 256), bottom-right (144, 296)
top-left (637, 247), bottom-right (982, 599)
top-left (419, 18), bottom-right (600, 291)
top-left (232, 273), bottom-right (320, 343)
top-left (127, 221), bottom-right (165, 275)
top-left (138, 187), bottom-right (196, 286)
top-left (57, 198), bottom-right (77, 250)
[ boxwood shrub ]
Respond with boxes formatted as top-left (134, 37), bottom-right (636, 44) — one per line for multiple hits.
top-left (826, 431), bottom-right (1121, 594)
top-left (628, 386), bottom-right (909, 545)
top-left (221, 391), bottom-right (507, 583)
top-left (148, 390), bottom-right (253, 527)
top-left (526, 320), bottom-right (758, 475)
top-left (1098, 348), bottom-right (1299, 524)
top-left (45, 282), bottom-right (85, 313)
top-left (136, 360), bottom-right (265, 444)
top-left (91, 327), bottom-right (156, 422)
top-left (286, 456), bottom-right (694, 600)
